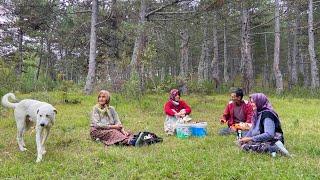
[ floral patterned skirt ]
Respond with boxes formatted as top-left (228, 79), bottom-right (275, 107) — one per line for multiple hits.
top-left (240, 133), bottom-right (284, 153)
top-left (90, 127), bottom-right (134, 146)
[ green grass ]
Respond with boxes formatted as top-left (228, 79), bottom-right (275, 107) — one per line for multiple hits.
top-left (1, 92), bottom-right (320, 179)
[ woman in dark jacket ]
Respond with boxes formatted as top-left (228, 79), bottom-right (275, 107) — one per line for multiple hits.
top-left (238, 93), bottom-right (290, 156)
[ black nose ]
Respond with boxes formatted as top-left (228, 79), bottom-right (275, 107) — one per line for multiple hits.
top-left (40, 123), bottom-right (45, 127)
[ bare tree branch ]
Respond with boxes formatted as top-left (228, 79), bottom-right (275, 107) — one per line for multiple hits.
top-left (145, 0), bottom-right (192, 18)
top-left (66, 10), bottom-right (91, 14)
top-left (155, 11), bottom-right (196, 15)
top-left (250, 9), bottom-right (288, 30)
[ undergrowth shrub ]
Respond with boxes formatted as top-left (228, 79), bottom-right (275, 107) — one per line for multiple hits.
top-left (155, 76), bottom-right (179, 93)
top-left (122, 71), bottom-right (142, 100)
top-left (0, 61), bottom-right (18, 117)
top-left (59, 80), bottom-right (82, 104)
top-left (188, 80), bottom-right (215, 94)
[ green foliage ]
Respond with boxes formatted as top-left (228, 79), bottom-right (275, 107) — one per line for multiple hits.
top-left (13, 52), bottom-right (56, 93)
top-left (145, 77), bottom-right (230, 95)
top-left (0, 61), bottom-right (19, 97)
top-left (156, 76), bottom-right (179, 93)
top-left (187, 80), bottom-right (215, 94)
top-left (122, 70), bottom-right (142, 100)
top-left (297, 72), bottom-right (306, 87)
top-left (59, 81), bottom-right (82, 104)
top-left (0, 60), bottom-right (18, 118)
top-left (14, 0), bottom-right (57, 34)
top-left (142, 42), bottom-right (157, 67)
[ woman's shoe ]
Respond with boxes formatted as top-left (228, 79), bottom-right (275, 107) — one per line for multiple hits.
top-left (275, 140), bottom-right (291, 157)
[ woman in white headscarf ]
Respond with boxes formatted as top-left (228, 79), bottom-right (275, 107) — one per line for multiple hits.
top-left (90, 90), bottom-right (135, 146)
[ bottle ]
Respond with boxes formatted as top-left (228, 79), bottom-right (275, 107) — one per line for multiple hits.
top-left (237, 129), bottom-right (242, 140)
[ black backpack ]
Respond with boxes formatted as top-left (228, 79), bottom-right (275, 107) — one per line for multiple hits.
top-left (134, 131), bottom-right (163, 146)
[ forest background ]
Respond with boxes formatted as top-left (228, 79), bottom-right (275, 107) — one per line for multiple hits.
top-left (0, 0), bottom-right (319, 96)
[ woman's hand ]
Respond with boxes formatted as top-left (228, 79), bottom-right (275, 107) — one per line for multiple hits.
top-left (179, 109), bottom-right (186, 115)
top-left (174, 112), bottom-right (183, 118)
top-left (220, 119), bottom-right (227, 124)
top-left (109, 124), bottom-right (123, 130)
top-left (175, 109), bottom-right (186, 118)
top-left (238, 137), bottom-right (252, 143)
top-left (121, 129), bottom-right (129, 136)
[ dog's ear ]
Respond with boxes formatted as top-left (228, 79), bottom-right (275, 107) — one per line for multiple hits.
top-left (37, 109), bottom-right (39, 114)
top-left (53, 109), bottom-right (57, 114)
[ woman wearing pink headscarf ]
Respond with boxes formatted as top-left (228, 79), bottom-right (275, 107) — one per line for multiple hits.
top-left (238, 93), bottom-right (290, 156)
top-left (163, 89), bottom-right (191, 135)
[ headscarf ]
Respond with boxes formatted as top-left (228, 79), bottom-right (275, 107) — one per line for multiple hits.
top-left (169, 89), bottom-right (180, 106)
top-left (249, 93), bottom-right (276, 126)
top-left (246, 93), bottom-right (281, 137)
top-left (249, 93), bottom-right (273, 112)
top-left (96, 90), bottom-right (111, 117)
top-left (98, 90), bottom-right (110, 107)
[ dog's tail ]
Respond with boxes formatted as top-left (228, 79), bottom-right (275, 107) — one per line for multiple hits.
top-left (1, 93), bottom-right (18, 109)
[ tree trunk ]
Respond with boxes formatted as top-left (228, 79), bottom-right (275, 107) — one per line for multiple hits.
top-left (223, 20), bottom-right (229, 83)
top-left (298, 41), bottom-right (304, 79)
top-left (84, 0), bottom-right (98, 95)
top-left (46, 38), bottom-right (56, 80)
top-left (304, 54), bottom-right (310, 87)
top-left (273, 0), bottom-right (284, 93)
top-left (179, 29), bottom-right (189, 94)
top-left (291, 15), bottom-right (298, 86)
top-left (179, 29), bottom-right (189, 79)
top-left (198, 18), bottom-right (209, 83)
top-left (297, 9), bottom-right (306, 85)
top-left (105, 0), bottom-right (119, 86)
top-left (130, 0), bottom-right (147, 92)
top-left (16, 28), bottom-right (23, 76)
top-left (240, 5), bottom-right (253, 94)
top-left (263, 34), bottom-right (269, 88)
top-left (308, 0), bottom-right (319, 88)
top-left (212, 11), bottom-right (220, 87)
top-left (36, 37), bottom-right (44, 80)
top-left (287, 21), bottom-right (292, 90)
top-left (161, 67), bottom-right (165, 82)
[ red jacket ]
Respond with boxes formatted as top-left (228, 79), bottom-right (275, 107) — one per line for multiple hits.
top-left (222, 100), bottom-right (253, 127)
top-left (164, 100), bottom-right (191, 116)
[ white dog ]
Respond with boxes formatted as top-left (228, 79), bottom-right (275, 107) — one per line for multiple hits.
top-left (1, 93), bottom-right (57, 162)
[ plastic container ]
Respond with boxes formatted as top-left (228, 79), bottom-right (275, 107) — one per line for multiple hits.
top-left (176, 123), bottom-right (192, 139)
top-left (191, 122), bottom-right (208, 137)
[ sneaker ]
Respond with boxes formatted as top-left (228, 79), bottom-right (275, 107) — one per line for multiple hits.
top-left (275, 140), bottom-right (291, 157)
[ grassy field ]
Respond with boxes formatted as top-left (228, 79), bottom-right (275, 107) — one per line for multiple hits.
top-left (0, 92), bottom-right (320, 179)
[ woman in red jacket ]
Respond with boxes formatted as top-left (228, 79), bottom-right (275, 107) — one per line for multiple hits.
top-left (163, 89), bottom-right (191, 135)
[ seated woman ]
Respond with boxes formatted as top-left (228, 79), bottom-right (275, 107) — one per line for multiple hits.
top-left (163, 89), bottom-right (191, 135)
top-left (90, 90), bottom-right (136, 146)
top-left (238, 93), bottom-right (290, 156)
